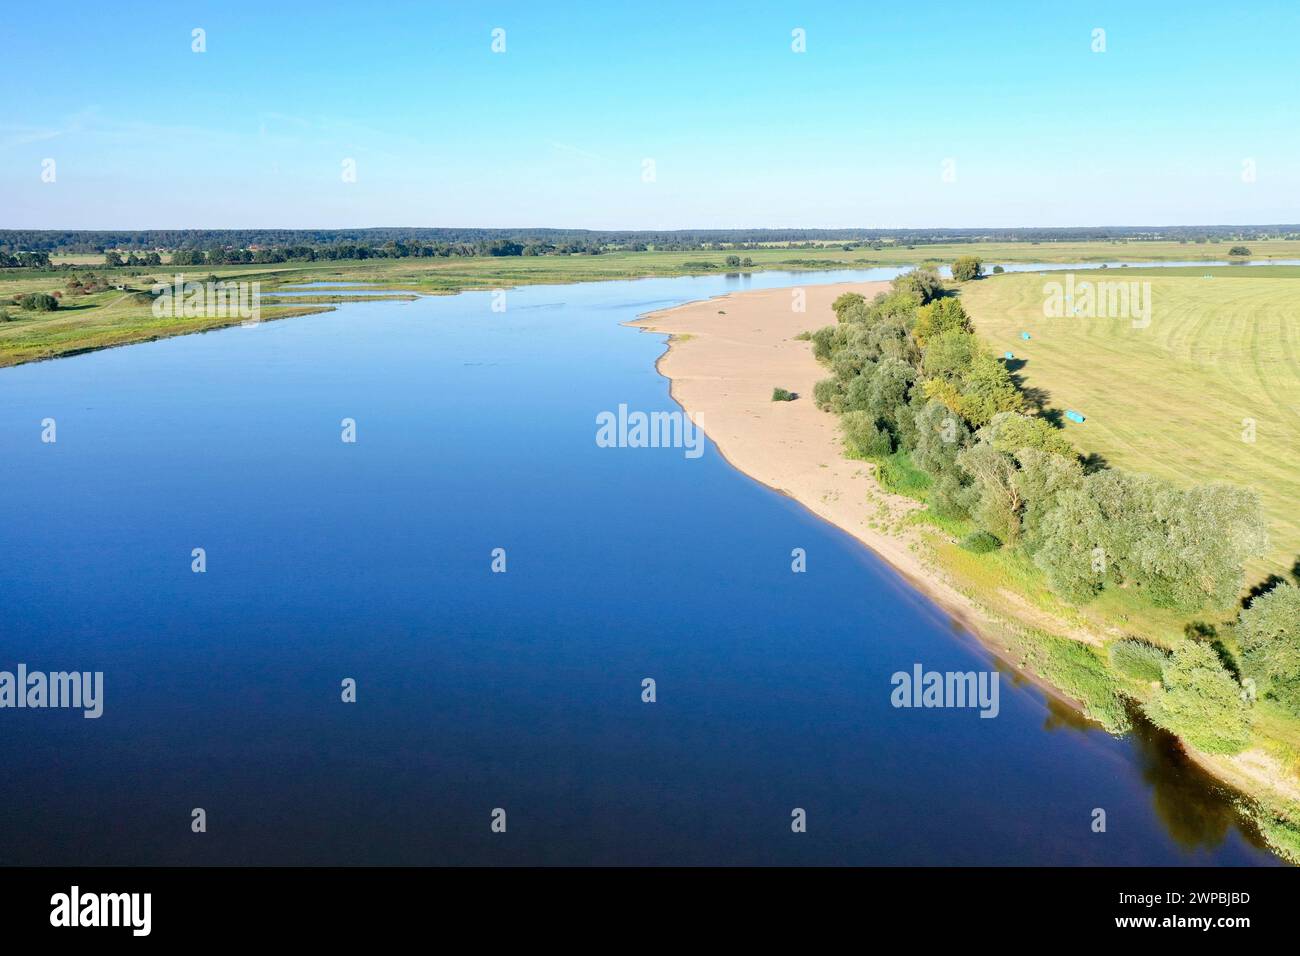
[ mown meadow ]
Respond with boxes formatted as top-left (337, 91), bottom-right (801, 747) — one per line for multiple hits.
top-left (803, 262), bottom-right (1300, 860)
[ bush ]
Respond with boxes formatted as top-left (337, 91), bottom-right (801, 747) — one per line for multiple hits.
top-left (810, 326), bottom-right (837, 362)
top-left (771, 387), bottom-right (796, 402)
top-left (891, 267), bottom-right (943, 305)
top-left (1238, 584), bottom-right (1300, 715)
top-left (959, 530), bottom-right (1001, 553)
top-left (1109, 639), bottom-right (1169, 683)
top-left (1228, 245), bottom-right (1252, 257)
top-left (19, 292), bottom-right (59, 312)
top-left (991, 264), bottom-right (1005, 274)
top-left (876, 450), bottom-right (932, 498)
top-left (841, 411), bottom-right (893, 459)
top-left (951, 255), bottom-right (983, 281)
top-left (1145, 642), bottom-right (1252, 754)
top-left (929, 473), bottom-right (975, 520)
top-left (812, 377), bottom-right (842, 412)
top-left (831, 291), bottom-right (865, 320)
top-left (0, 308), bottom-right (12, 322)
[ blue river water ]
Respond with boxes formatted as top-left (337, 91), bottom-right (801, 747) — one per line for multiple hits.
top-left (0, 268), bottom-right (1281, 864)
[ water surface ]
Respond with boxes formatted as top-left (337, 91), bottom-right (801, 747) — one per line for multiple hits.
top-left (0, 269), bottom-right (1279, 865)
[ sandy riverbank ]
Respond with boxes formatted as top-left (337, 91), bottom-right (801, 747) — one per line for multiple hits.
top-left (630, 280), bottom-right (1300, 840)
top-left (631, 281), bottom-right (1007, 646)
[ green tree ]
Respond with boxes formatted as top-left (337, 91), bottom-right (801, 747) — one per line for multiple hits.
top-left (1012, 448), bottom-right (1084, 553)
top-left (912, 298), bottom-right (971, 348)
top-left (1238, 584), bottom-right (1300, 715)
top-left (1147, 642), bottom-right (1252, 754)
top-left (951, 255), bottom-right (983, 281)
top-left (954, 352), bottom-right (1023, 426)
top-left (957, 441), bottom-right (1023, 542)
top-left (982, 412), bottom-right (1074, 458)
top-left (921, 329), bottom-right (977, 381)
top-left (831, 291), bottom-right (865, 321)
top-left (891, 267), bottom-right (943, 304)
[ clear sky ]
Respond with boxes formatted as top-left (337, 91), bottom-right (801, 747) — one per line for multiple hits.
top-left (3, 1), bottom-right (1298, 230)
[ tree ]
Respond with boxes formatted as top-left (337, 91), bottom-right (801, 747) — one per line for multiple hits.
top-left (953, 352), bottom-right (1023, 426)
top-left (891, 267), bottom-right (943, 304)
top-left (104, 250), bottom-right (123, 267)
top-left (1146, 642), bottom-right (1252, 754)
top-left (725, 255), bottom-right (741, 268)
top-left (1012, 448), bottom-right (1084, 553)
top-left (910, 399), bottom-right (971, 480)
top-left (982, 412), bottom-right (1074, 458)
top-left (1228, 245), bottom-right (1252, 257)
top-left (921, 329), bottom-right (977, 382)
top-left (1238, 584), bottom-right (1300, 715)
top-left (841, 410), bottom-right (893, 458)
top-left (951, 255), bottom-right (983, 281)
top-left (831, 291), bottom-right (865, 320)
top-left (957, 442), bottom-right (1023, 542)
top-left (1032, 469), bottom-right (1267, 610)
top-left (912, 297), bottom-right (971, 348)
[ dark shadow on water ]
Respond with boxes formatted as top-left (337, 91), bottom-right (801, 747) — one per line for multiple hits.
top-left (1041, 695), bottom-right (1097, 732)
top-left (1125, 700), bottom-right (1272, 855)
top-left (1029, 692), bottom-right (1271, 855)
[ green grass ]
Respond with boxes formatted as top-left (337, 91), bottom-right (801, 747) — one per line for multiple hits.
top-left (873, 449), bottom-right (932, 498)
top-left (9, 238), bottom-right (1300, 367)
top-left (959, 268), bottom-right (1300, 579)
top-left (1030, 634), bottom-right (1128, 731)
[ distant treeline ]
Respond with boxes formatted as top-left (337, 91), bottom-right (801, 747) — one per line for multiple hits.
top-left (3, 224), bottom-right (1300, 259)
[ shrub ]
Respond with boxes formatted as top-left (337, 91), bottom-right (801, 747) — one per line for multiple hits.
top-left (1109, 639), bottom-right (1169, 683)
top-left (831, 291), bottom-right (865, 320)
top-left (812, 377), bottom-right (842, 412)
top-left (891, 267), bottom-right (943, 305)
top-left (951, 255), bottom-right (983, 281)
top-left (810, 325), bottom-right (837, 362)
top-left (1228, 245), bottom-right (1252, 257)
top-left (841, 411), bottom-right (893, 459)
top-left (1238, 584), bottom-right (1300, 715)
top-left (19, 292), bottom-right (59, 312)
top-left (1145, 642), bottom-right (1252, 754)
top-left (876, 450), bottom-right (932, 498)
top-left (959, 530), bottom-right (1001, 553)
top-left (991, 264), bottom-right (1005, 274)
top-left (771, 387), bottom-right (796, 402)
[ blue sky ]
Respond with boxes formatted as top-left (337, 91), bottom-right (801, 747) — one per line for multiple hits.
top-left (3, 1), bottom-right (1298, 229)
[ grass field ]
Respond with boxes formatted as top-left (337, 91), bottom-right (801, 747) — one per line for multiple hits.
top-left (959, 267), bottom-right (1300, 580)
top-left (7, 237), bottom-right (1300, 367)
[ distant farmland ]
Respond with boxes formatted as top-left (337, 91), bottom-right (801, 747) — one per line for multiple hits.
top-left (960, 267), bottom-right (1300, 579)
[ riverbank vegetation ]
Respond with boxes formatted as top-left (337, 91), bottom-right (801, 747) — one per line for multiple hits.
top-left (806, 265), bottom-right (1300, 859)
top-left (959, 270), bottom-right (1300, 578)
top-left (5, 239), bottom-right (1299, 368)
